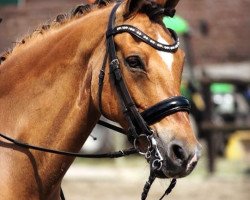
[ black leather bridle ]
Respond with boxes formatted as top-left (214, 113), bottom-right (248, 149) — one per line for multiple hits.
top-left (98, 1), bottom-right (191, 171)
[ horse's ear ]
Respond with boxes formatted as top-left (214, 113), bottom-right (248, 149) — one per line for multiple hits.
top-left (123, 0), bottom-right (145, 18)
top-left (154, 0), bottom-right (180, 17)
top-left (164, 0), bottom-right (180, 10)
top-left (153, 0), bottom-right (180, 9)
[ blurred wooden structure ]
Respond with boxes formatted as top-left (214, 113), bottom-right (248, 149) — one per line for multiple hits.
top-left (200, 77), bottom-right (250, 173)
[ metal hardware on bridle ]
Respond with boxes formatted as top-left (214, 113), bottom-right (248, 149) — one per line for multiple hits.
top-left (133, 134), bottom-right (163, 171)
top-left (151, 137), bottom-right (164, 171)
top-left (133, 134), bottom-right (152, 155)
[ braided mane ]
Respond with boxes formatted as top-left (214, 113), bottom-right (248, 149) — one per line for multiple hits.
top-left (0, 0), bottom-right (115, 64)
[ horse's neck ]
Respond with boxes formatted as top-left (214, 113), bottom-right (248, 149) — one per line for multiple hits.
top-left (0, 8), bottom-right (109, 196)
top-left (0, 19), bottom-right (101, 142)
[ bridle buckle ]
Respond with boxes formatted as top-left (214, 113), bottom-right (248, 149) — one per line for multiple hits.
top-left (110, 59), bottom-right (119, 70)
top-left (133, 134), bottom-right (152, 156)
top-left (151, 137), bottom-right (164, 171)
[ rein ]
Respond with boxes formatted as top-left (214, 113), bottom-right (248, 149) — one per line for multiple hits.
top-left (0, 132), bottom-right (137, 158)
top-left (0, 1), bottom-right (191, 200)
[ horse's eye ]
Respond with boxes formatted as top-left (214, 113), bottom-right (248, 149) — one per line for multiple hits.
top-left (125, 56), bottom-right (144, 70)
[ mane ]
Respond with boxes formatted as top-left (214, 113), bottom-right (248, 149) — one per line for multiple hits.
top-left (0, 0), bottom-right (174, 65)
top-left (0, 0), bottom-right (115, 65)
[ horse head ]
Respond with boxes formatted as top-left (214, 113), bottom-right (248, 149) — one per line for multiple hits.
top-left (92, 0), bottom-right (202, 179)
top-left (0, 0), bottom-right (202, 198)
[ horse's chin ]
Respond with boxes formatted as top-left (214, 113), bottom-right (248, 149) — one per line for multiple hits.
top-left (151, 167), bottom-right (195, 179)
top-left (151, 169), bottom-right (168, 179)
top-left (163, 168), bottom-right (194, 178)
top-left (149, 158), bottom-right (197, 179)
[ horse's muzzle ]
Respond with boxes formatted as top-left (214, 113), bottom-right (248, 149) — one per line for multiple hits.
top-left (151, 139), bottom-right (202, 178)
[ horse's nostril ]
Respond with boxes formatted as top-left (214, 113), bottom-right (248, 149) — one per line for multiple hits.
top-left (165, 141), bottom-right (202, 176)
top-left (171, 144), bottom-right (187, 161)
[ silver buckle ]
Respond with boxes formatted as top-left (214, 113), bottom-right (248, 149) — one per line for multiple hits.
top-left (134, 133), bottom-right (164, 171)
top-left (151, 137), bottom-right (164, 171)
top-left (110, 59), bottom-right (119, 68)
top-left (152, 159), bottom-right (163, 171)
top-left (133, 134), bottom-right (152, 156)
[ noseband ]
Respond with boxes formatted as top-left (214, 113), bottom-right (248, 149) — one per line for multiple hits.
top-left (98, 1), bottom-right (191, 170)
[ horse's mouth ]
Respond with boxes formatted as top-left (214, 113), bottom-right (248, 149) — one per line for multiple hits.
top-left (144, 133), bottom-right (201, 179)
top-left (148, 155), bottom-right (198, 179)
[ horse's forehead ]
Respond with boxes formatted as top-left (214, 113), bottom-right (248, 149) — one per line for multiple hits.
top-left (128, 16), bottom-right (174, 45)
top-left (156, 34), bottom-right (174, 71)
top-left (125, 14), bottom-right (157, 33)
top-left (118, 15), bottom-right (182, 71)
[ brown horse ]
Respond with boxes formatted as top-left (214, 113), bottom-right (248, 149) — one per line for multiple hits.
top-left (0, 0), bottom-right (201, 199)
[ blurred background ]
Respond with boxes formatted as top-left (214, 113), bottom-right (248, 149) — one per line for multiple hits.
top-left (0, 0), bottom-right (250, 199)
